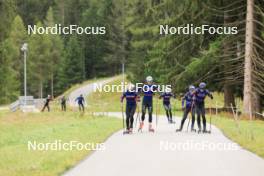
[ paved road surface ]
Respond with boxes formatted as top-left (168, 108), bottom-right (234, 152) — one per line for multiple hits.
top-left (64, 80), bottom-right (264, 176)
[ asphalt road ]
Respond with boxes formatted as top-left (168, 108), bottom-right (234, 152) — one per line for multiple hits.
top-left (64, 79), bottom-right (264, 176)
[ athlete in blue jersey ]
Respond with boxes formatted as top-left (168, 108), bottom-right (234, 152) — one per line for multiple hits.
top-left (121, 84), bottom-right (139, 134)
top-left (176, 86), bottom-right (196, 132)
top-left (138, 76), bottom-right (157, 132)
top-left (194, 82), bottom-right (213, 133)
top-left (75, 94), bottom-right (85, 112)
top-left (159, 89), bottom-right (175, 123)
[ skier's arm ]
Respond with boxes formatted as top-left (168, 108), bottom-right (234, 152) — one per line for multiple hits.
top-left (207, 90), bottom-right (213, 99)
top-left (120, 93), bottom-right (125, 103)
top-left (181, 95), bottom-right (186, 109)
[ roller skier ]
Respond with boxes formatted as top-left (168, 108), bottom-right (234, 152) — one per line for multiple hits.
top-left (176, 86), bottom-right (196, 132)
top-left (159, 88), bottom-right (175, 124)
top-left (138, 76), bottom-right (157, 132)
top-left (121, 84), bottom-right (139, 134)
top-left (194, 82), bottom-right (213, 133)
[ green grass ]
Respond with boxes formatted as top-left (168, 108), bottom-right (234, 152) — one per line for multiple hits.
top-left (0, 111), bottom-right (121, 176)
top-left (87, 76), bottom-right (124, 112)
top-left (211, 113), bottom-right (264, 158)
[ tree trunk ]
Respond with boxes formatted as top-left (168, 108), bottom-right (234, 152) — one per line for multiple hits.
top-left (223, 3), bottom-right (236, 109)
top-left (243, 0), bottom-right (255, 119)
top-left (39, 81), bottom-right (43, 99)
top-left (51, 75), bottom-right (54, 98)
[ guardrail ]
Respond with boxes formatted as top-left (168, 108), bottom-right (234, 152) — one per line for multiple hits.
top-left (9, 96), bottom-right (45, 112)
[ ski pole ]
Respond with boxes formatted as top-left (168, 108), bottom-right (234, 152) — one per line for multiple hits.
top-left (209, 100), bottom-right (212, 133)
top-left (121, 102), bottom-right (125, 134)
top-left (156, 97), bottom-right (158, 130)
top-left (134, 102), bottom-right (140, 128)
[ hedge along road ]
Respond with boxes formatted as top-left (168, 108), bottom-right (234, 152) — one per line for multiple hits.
top-left (65, 78), bottom-right (264, 176)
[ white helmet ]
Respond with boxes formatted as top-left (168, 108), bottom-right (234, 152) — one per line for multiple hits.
top-left (128, 83), bottom-right (135, 91)
top-left (189, 85), bottom-right (195, 92)
top-left (146, 76), bottom-right (153, 82)
top-left (199, 82), bottom-right (206, 89)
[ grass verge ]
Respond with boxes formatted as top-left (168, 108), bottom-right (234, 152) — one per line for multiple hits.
top-left (211, 113), bottom-right (264, 158)
top-left (0, 111), bottom-right (121, 176)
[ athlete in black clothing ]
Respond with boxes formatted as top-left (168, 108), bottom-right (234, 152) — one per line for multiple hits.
top-left (42, 95), bottom-right (52, 112)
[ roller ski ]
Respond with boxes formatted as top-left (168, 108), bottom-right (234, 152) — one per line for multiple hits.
top-left (123, 128), bottom-right (133, 135)
top-left (169, 119), bottom-right (175, 124)
top-left (191, 128), bottom-right (196, 132)
top-left (203, 129), bottom-right (211, 134)
top-left (176, 128), bottom-right (182, 132)
top-left (149, 124), bottom-right (155, 132)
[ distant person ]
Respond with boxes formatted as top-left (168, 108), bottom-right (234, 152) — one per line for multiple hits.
top-left (75, 94), bottom-right (85, 112)
top-left (61, 96), bottom-right (67, 111)
top-left (42, 95), bottom-right (52, 112)
top-left (194, 82), bottom-right (213, 133)
top-left (159, 88), bottom-right (175, 123)
top-left (176, 86), bottom-right (196, 132)
top-left (121, 84), bottom-right (139, 134)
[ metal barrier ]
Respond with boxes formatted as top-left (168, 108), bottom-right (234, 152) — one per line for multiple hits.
top-left (9, 96), bottom-right (45, 112)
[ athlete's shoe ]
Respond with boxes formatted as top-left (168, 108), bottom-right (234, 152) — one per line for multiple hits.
top-left (149, 128), bottom-right (155, 132)
top-left (123, 130), bottom-right (130, 134)
top-left (176, 129), bottom-right (182, 132)
top-left (149, 124), bottom-right (155, 132)
top-left (191, 128), bottom-right (196, 132)
top-left (138, 122), bottom-right (144, 132)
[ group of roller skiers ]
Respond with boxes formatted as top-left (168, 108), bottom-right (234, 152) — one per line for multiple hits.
top-left (121, 76), bottom-right (213, 134)
top-left (41, 94), bottom-right (86, 112)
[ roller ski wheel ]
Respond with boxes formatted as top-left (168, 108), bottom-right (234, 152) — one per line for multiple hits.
top-left (191, 129), bottom-right (196, 133)
top-left (176, 129), bottom-right (182, 132)
top-left (169, 120), bottom-right (175, 124)
top-left (149, 128), bottom-right (155, 133)
top-left (203, 130), bottom-right (211, 134)
top-left (123, 130), bottom-right (130, 135)
top-left (197, 129), bottom-right (202, 134)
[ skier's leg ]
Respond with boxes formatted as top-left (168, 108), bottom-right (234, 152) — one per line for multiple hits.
top-left (141, 103), bottom-right (146, 122)
top-left (178, 108), bottom-right (189, 131)
top-left (191, 107), bottom-right (196, 130)
top-left (196, 105), bottom-right (202, 132)
top-left (148, 103), bottom-right (153, 123)
top-left (81, 103), bottom-right (84, 112)
top-left (164, 104), bottom-right (170, 122)
top-left (201, 104), bottom-right (207, 132)
top-left (168, 104), bottom-right (173, 122)
top-left (129, 105), bottom-right (136, 130)
top-left (126, 106), bottom-right (131, 130)
top-left (139, 103), bottom-right (146, 130)
top-left (148, 103), bottom-right (154, 132)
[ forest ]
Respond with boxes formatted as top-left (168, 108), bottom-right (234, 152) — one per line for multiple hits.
top-left (0, 0), bottom-right (264, 117)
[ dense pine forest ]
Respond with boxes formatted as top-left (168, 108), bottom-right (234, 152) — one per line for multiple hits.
top-left (0, 0), bottom-right (264, 116)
